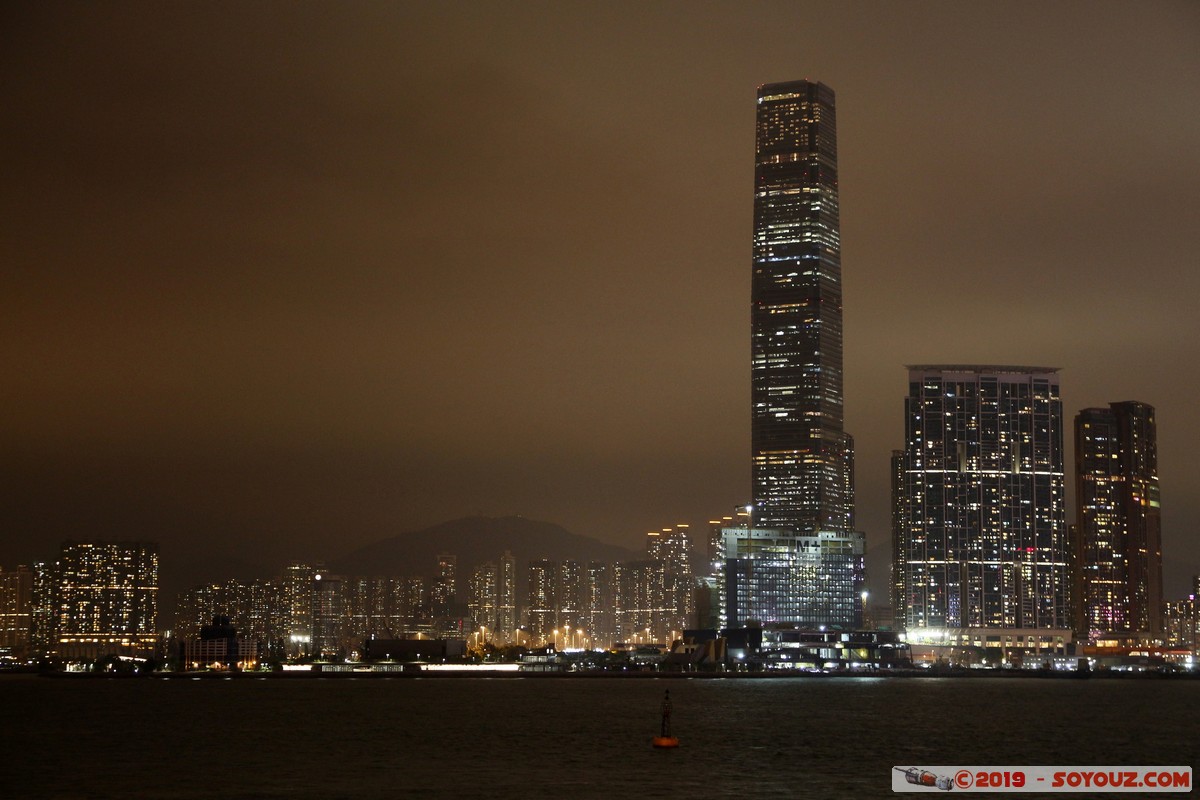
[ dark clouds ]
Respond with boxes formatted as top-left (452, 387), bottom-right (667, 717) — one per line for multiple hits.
top-left (3, 2), bottom-right (1199, 596)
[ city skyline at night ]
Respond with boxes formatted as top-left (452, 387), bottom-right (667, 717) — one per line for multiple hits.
top-left (4, 5), bottom-right (1199, 606)
top-left (4, 8), bottom-right (1200, 797)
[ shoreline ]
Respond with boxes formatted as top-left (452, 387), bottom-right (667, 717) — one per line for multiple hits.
top-left (8, 667), bottom-right (1196, 681)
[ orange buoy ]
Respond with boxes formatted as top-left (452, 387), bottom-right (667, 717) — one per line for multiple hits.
top-left (653, 689), bottom-right (678, 747)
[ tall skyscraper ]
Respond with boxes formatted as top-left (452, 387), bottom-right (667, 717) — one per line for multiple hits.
top-left (751, 79), bottom-right (852, 534)
top-left (30, 561), bottom-right (57, 658)
top-left (496, 551), bottom-right (517, 644)
top-left (282, 562), bottom-right (315, 658)
top-left (525, 559), bottom-right (556, 645)
top-left (582, 561), bottom-right (608, 647)
top-left (725, 80), bottom-right (864, 631)
top-left (889, 450), bottom-right (908, 621)
top-left (0, 565), bottom-right (34, 660)
top-left (1074, 401), bottom-right (1163, 640)
top-left (431, 553), bottom-right (456, 615)
top-left (310, 571), bottom-right (344, 657)
top-left (467, 561), bottom-right (497, 637)
top-left (57, 541), bottom-right (159, 659)
top-left (646, 525), bottom-right (694, 638)
top-left (895, 366), bottom-right (1070, 636)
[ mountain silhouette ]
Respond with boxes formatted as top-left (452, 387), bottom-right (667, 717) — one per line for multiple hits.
top-left (332, 515), bottom-right (639, 580)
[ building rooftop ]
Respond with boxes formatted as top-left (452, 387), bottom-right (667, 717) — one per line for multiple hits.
top-left (906, 364), bottom-right (1060, 374)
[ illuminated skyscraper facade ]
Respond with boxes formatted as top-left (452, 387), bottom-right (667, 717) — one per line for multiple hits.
top-left (647, 525), bottom-right (694, 637)
top-left (175, 577), bottom-right (286, 660)
top-left (468, 561), bottom-right (497, 636)
top-left (310, 571), bottom-right (344, 657)
top-left (729, 80), bottom-right (864, 631)
top-left (497, 551), bottom-right (516, 644)
top-left (1073, 402), bottom-right (1163, 640)
top-left (890, 450), bottom-right (908, 620)
top-left (582, 561), bottom-right (608, 646)
top-left (431, 553), bottom-right (456, 615)
top-left (0, 565), bottom-right (34, 660)
top-left (722, 527), bottom-right (864, 629)
top-left (526, 559), bottom-right (555, 645)
top-left (751, 79), bottom-right (852, 534)
top-left (57, 541), bottom-right (159, 658)
top-left (895, 366), bottom-right (1070, 633)
top-left (283, 562), bottom-right (315, 658)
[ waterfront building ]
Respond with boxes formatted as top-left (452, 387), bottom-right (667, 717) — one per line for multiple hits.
top-left (736, 80), bottom-right (864, 629)
top-left (722, 527), bottom-right (864, 629)
top-left (1073, 402), bottom-right (1163, 641)
top-left (751, 79), bottom-right (853, 535)
top-left (0, 565), bottom-right (33, 660)
top-left (1162, 598), bottom-right (1197, 655)
top-left (890, 450), bottom-right (907, 621)
top-left (181, 615), bottom-right (258, 671)
top-left (904, 627), bottom-right (1072, 668)
top-left (175, 577), bottom-right (291, 662)
top-left (56, 541), bottom-right (158, 659)
top-left (282, 562), bottom-right (315, 658)
top-left (30, 561), bottom-right (57, 658)
top-left (894, 366), bottom-right (1070, 634)
top-left (241, 579), bottom-right (284, 657)
top-left (311, 571), bottom-right (344, 658)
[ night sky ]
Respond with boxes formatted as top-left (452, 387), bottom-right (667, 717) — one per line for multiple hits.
top-left (4, 3), bottom-right (1199, 598)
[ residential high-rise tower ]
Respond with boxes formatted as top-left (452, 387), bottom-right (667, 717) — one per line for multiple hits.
top-left (1073, 401), bottom-right (1163, 640)
top-left (57, 541), bottom-right (159, 659)
top-left (895, 366), bottom-right (1070, 635)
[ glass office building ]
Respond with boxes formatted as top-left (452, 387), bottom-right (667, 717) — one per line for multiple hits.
top-left (751, 79), bottom-right (853, 535)
top-left (732, 80), bottom-right (863, 631)
top-left (722, 527), bottom-right (865, 629)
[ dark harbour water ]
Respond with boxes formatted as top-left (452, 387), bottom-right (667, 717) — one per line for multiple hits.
top-left (1, 674), bottom-right (1195, 799)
